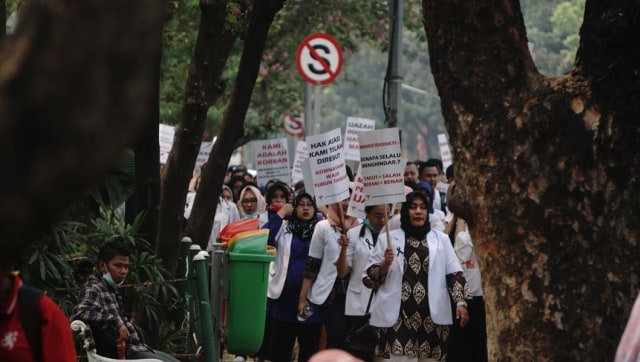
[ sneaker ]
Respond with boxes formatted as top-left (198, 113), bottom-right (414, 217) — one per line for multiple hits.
top-left (234, 357), bottom-right (246, 362)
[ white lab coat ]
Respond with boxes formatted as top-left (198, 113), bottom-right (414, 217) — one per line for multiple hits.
top-left (366, 228), bottom-right (462, 327)
top-left (345, 225), bottom-right (378, 316)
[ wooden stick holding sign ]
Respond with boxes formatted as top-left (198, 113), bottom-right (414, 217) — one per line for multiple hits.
top-left (337, 202), bottom-right (347, 234)
top-left (384, 204), bottom-right (392, 250)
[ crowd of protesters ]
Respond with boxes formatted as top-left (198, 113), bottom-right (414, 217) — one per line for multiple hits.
top-left (179, 158), bottom-right (488, 362)
top-left (3, 154), bottom-right (639, 362)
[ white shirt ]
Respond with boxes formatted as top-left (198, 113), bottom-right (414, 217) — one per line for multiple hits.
top-left (454, 227), bottom-right (483, 297)
top-left (306, 220), bottom-right (343, 305)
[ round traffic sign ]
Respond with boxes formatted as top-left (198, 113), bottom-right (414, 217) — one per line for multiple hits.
top-left (282, 113), bottom-right (304, 137)
top-left (296, 33), bottom-right (343, 85)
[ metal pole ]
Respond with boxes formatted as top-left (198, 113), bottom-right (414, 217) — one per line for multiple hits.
top-left (313, 85), bottom-right (321, 136)
top-left (177, 237), bottom-right (196, 361)
top-left (210, 243), bottom-right (225, 362)
top-left (188, 244), bottom-right (202, 360)
top-left (387, 0), bottom-right (403, 129)
top-left (304, 82), bottom-right (313, 137)
top-left (195, 251), bottom-right (216, 362)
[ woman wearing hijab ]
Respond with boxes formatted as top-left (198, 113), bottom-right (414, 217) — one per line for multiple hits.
top-left (364, 191), bottom-right (471, 362)
top-left (264, 192), bottom-right (323, 362)
top-left (260, 181), bottom-right (291, 226)
top-left (298, 194), bottom-right (359, 351)
top-left (414, 181), bottom-right (446, 232)
top-left (237, 184), bottom-right (267, 222)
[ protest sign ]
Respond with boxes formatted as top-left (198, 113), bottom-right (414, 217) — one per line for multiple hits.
top-left (301, 158), bottom-right (314, 196)
top-left (306, 128), bottom-right (349, 206)
top-left (438, 133), bottom-right (453, 169)
top-left (159, 124), bottom-right (175, 163)
top-left (291, 140), bottom-right (309, 185)
top-left (254, 138), bottom-right (291, 187)
top-left (358, 128), bottom-right (405, 206)
top-left (195, 140), bottom-right (214, 170)
top-left (347, 173), bottom-right (367, 219)
top-left (344, 117), bottom-right (376, 161)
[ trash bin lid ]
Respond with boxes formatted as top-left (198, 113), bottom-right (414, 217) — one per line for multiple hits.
top-left (226, 229), bottom-right (269, 254)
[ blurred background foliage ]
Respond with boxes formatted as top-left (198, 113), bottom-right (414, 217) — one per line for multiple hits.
top-left (159, 0), bottom-right (585, 160)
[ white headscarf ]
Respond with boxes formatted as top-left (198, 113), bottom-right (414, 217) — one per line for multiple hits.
top-left (236, 185), bottom-right (266, 219)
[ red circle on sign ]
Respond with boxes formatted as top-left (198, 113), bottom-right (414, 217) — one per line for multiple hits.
top-left (296, 33), bottom-right (343, 85)
top-left (282, 114), bottom-right (304, 137)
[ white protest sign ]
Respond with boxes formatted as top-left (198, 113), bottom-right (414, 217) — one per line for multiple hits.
top-left (159, 124), bottom-right (175, 163)
top-left (291, 141), bottom-right (309, 185)
top-left (195, 140), bottom-right (215, 170)
top-left (438, 133), bottom-right (453, 169)
top-left (301, 158), bottom-right (314, 197)
top-left (347, 173), bottom-right (367, 219)
top-left (254, 138), bottom-right (291, 187)
top-left (359, 128), bottom-right (405, 206)
top-left (306, 128), bottom-right (349, 207)
top-left (344, 117), bottom-right (376, 161)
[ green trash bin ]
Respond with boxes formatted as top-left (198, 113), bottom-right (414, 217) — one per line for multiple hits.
top-left (225, 230), bottom-right (275, 355)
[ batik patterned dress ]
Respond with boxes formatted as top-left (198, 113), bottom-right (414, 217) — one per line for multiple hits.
top-left (368, 235), bottom-right (468, 360)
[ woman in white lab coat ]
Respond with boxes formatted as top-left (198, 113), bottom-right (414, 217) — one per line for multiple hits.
top-left (364, 191), bottom-right (471, 362)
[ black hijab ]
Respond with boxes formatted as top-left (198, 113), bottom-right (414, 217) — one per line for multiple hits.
top-left (400, 191), bottom-right (431, 240)
top-left (287, 192), bottom-right (318, 241)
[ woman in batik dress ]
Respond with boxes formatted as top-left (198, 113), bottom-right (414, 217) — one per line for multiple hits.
top-left (364, 191), bottom-right (471, 362)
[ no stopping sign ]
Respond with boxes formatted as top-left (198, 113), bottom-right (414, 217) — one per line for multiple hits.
top-left (296, 33), bottom-right (343, 85)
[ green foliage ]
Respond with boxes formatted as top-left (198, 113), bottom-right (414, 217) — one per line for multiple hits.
top-left (521, 0), bottom-right (585, 75)
top-left (6, 0), bottom-right (21, 13)
top-left (19, 207), bottom-right (180, 349)
top-left (551, 0), bottom-right (585, 65)
top-left (157, 0), bottom-right (585, 158)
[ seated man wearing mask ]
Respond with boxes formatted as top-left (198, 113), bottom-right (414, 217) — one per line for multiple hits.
top-left (71, 241), bottom-right (179, 361)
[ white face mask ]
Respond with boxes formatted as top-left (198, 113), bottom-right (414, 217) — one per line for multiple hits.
top-left (102, 272), bottom-right (124, 288)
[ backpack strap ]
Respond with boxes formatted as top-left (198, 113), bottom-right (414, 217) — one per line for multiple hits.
top-left (19, 285), bottom-right (43, 362)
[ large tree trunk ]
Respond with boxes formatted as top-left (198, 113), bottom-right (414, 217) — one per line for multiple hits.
top-left (423, 1), bottom-right (640, 360)
top-left (130, 49), bottom-right (162, 248)
top-left (186, 0), bottom-right (286, 249)
top-left (156, 0), bottom-right (237, 272)
top-left (0, 0), bottom-right (164, 254)
top-left (1, 0), bottom-right (6, 40)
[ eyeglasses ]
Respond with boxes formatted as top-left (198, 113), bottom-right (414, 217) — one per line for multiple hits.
top-left (242, 198), bottom-right (258, 204)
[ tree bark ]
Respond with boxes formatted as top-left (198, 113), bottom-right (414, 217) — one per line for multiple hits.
top-left (129, 46), bottom-right (162, 249)
top-left (186, 0), bottom-right (286, 249)
top-left (156, 0), bottom-right (237, 271)
top-left (1, 0), bottom-right (6, 40)
top-left (423, 0), bottom-right (640, 360)
top-left (0, 0), bottom-right (164, 254)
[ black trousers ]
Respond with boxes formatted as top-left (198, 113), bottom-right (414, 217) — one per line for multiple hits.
top-left (320, 292), bottom-right (349, 350)
top-left (446, 296), bottom-right (488, 362)
top-left (270, 318), bottom-right (322, 362)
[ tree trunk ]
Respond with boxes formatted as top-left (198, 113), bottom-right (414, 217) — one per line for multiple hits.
top-left (186, 0), bottom-right (286, 249)
top-left (0, 0), bottom-right (164, 253)
top-left (1, 0), bottom-right (6, 40)
top-left (156, 0), bottom-right (237, 272)
top-left (130, 48), bottom-right (162, 249)
top-left (423, 1), bottom-right (640, 360)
